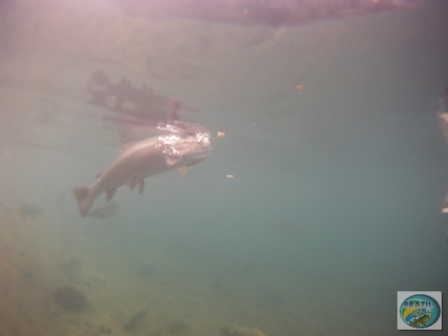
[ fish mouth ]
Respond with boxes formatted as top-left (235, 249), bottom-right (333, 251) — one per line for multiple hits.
top-left (183, 131), bottom-right (212, 165)
top-left (180, 131), bottom-right (212, 165)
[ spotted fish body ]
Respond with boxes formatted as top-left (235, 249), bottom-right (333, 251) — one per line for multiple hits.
top-left (409, 311), bottom-right (431, 328)
top-left (73, 123), bottom-right (211, 217)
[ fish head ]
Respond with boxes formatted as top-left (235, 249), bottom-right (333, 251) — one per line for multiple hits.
top-left (177, 130), bottom-right (212, 166)
top-left (160, 128), bottom-right (212, 167)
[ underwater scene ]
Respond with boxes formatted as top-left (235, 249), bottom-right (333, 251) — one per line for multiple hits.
top-left (1, 0), bottom-right (448, 335)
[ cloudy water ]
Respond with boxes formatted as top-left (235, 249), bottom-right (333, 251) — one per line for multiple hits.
top-left (1, 0), bottom-right (448, 335)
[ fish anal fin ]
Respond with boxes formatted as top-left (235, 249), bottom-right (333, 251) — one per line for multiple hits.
top-left (72, 185), bottom-right (95, 217)
top-left (128, 176), bottom-right (137, 190)
top-left (106, 188), bottom-right (116, 202)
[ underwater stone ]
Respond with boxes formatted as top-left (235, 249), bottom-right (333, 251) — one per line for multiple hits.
top-left (53, 286), bottom-right (87, 312)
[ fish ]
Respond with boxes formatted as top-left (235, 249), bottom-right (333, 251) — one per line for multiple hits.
top-left (73, 122), bottom-right (211, 217)
top-left (18, 203), bottom-right (43, 218)
top-left (409, 311), bottom-right (431, 328)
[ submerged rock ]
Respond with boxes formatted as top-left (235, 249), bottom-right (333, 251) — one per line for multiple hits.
top-left (53, 286), bottom-right (87, 312)
top-left (124, 307), bottom-right (148, 332)
top-left (221, 325), bottom-right (268, 336)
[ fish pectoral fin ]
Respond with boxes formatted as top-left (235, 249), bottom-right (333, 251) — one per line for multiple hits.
top-left (137, 178), bottom-right (145, 194)
top-left (128, 176), bottom-right (144, 193)
top-left (165, 155), bottom-right (179, 167)
top-left (178, 166), bottom-right (187, 175)
top-left (128, 176), bottom-right (138, 190)
top-left (106, 188), bottom-right (117, 201)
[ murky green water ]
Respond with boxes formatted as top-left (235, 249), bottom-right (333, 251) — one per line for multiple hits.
top-left (1, 1), bottom-right (447, 335)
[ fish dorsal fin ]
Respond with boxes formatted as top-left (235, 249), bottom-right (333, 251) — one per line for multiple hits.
top-left (167, 99), bottom-right (180, 121)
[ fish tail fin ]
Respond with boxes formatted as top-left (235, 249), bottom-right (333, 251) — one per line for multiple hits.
top-left (72, 185), bottom-right (95, 217)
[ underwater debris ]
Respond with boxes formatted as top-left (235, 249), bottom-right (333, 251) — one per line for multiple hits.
top-left (221, 325), bottom-right (268, 336)
top-left (18, 203), bottom-right (43, 218)
top-left (124, 307), bottom-right (149, 332)
top-left (53, 286), bottom-right (88, 313)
